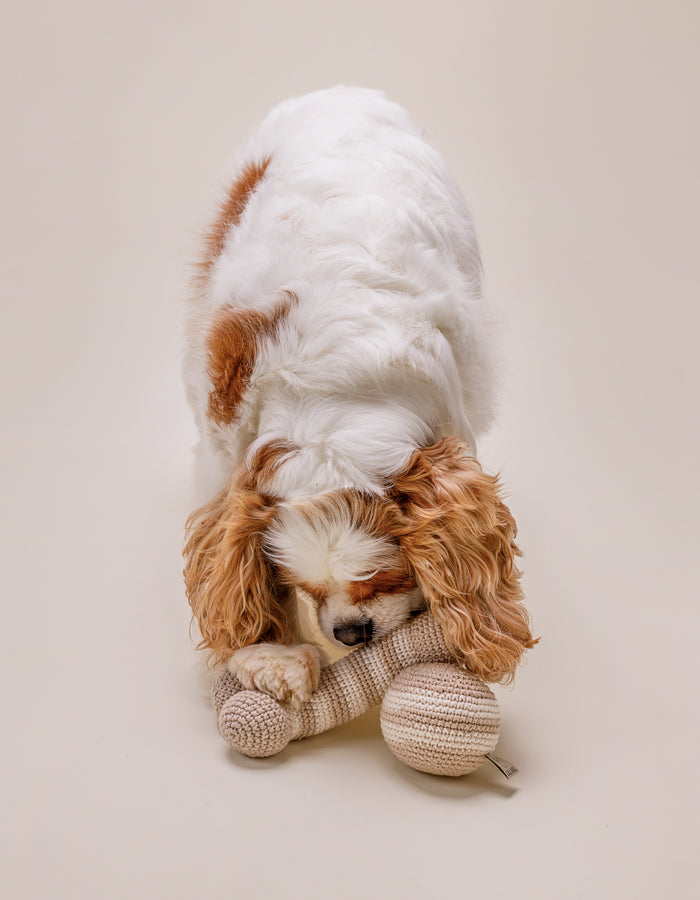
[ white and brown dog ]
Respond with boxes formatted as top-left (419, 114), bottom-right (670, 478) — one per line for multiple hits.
top-left (183, 86), bottom-right (535, 706)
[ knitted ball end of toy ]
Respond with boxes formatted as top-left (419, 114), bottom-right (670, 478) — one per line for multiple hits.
top-left (211, 669), bottom-right (243, 716)
top-left (218, 690), bottom-right (292, 758)
top-left (380, 663), bottom-right (501, 777)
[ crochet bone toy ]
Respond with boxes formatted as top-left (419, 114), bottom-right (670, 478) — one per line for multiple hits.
top-left (211, 612), bottom-right (516, 777)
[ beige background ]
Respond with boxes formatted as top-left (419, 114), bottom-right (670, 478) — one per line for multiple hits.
top-left (2, 1), bottom-right (698, 898)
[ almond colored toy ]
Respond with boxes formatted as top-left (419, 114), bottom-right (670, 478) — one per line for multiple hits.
top-left (211, 612), bottom-right (505, 777)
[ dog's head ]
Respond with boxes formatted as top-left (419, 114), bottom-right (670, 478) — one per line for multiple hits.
top-left (184, 437), bottom-right (536, 680)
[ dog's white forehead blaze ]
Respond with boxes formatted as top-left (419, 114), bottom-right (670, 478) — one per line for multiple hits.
top-left (266, 504), bottom-right (397, 585)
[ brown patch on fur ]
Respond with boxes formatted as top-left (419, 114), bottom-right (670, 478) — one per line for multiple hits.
top-left (206, 291), bottom-right (297, 425)
top-left (348, 567), bottom-right (417, 605)
top-left (242, 439), bottom-right (299, 493)
top-left (183, 483), bottom-right (293, 666)
top-left (195, 156), bottom-right (271, 288)
top-left (281, 576), bottom-right (329, 606)
top-left (389, 437), bottom-right (538, 683)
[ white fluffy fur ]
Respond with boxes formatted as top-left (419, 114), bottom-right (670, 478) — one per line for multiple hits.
top-left (184, 86), bottom-right (497, 500)
top-left (267, 505), bottom-right (398, 585)
top-left (184, 87), bottom-right (500, 698)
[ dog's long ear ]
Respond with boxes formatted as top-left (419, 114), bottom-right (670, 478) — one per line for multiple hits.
top-left (390, 437), bottom-right (537, 683)
top-left (183, 481), bottom-right (293, 666)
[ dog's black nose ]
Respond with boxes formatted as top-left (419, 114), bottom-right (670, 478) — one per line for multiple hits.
top-left (333, 620), bottom-right (374, 646)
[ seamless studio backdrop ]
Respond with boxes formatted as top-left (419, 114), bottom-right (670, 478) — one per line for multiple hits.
top-left (1, 2), bottom-right (698, 898)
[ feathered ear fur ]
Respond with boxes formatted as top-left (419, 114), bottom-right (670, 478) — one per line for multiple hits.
top-left (390, 437), bottom-right (537, 683)
top-left (183, 477), bottom-right (293, 666)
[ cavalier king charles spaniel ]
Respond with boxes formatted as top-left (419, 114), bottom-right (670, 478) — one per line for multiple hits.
top-left (183, 86), bottom-right (536, 705)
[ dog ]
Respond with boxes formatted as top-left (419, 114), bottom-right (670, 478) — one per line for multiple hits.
top-left (183, 86), bottom-right (535, 706)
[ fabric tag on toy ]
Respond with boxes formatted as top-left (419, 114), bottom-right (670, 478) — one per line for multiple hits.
top-left (485, 753), bottom-right (519, 779)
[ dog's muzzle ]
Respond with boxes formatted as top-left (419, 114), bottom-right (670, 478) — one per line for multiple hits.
top-left (333, 619), bottom-right (374, 646)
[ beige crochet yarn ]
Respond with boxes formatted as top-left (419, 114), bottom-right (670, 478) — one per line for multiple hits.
top-left (211, 612), bottom-right (504, 776)
top-left (380, 663), bottom-right (499, 776)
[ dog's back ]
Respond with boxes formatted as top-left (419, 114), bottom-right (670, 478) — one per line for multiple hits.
top-left (184, 86), bottom-right (498, 500)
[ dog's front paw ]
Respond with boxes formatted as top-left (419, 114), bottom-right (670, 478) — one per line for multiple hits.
top-left (228, 643), bottom-right (321, 707)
